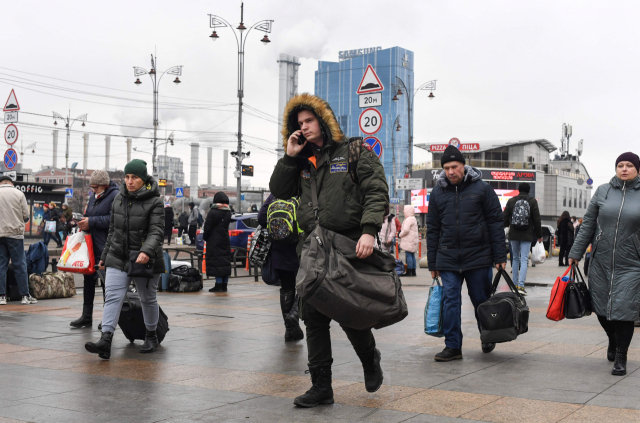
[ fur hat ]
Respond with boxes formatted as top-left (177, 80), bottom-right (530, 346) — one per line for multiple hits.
top-left (90, 169), bottom-right (110, 186)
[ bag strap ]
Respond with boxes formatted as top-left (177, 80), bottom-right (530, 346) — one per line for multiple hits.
top-left (571, 263), bottom-right (587, 287)
top-left (310, 173), bottom-right (320, 224)
top-left (491, 268), bottom-right (525, 301)
top-left (432, 277), bottom-right (441, 287)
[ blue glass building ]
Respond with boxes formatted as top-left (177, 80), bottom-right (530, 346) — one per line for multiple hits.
top-left (315, 47), bottom-right (414, 197)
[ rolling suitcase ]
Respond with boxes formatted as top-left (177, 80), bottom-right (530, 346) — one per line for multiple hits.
top-left (119, 291), bottom-right (169, 344)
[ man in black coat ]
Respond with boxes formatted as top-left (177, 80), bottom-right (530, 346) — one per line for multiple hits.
top-left (427, 146), bottom-right (507, 361)
top-left (70, 171), bottom-right (119, 328)
top-left (177, 210), bottom-right (189, 238)
top-left (503, 183), bottom-right (543, 295)
top-left (203, 192), bottom-right (232, 292)
top-left (164, 204), bottom-right (174, 245)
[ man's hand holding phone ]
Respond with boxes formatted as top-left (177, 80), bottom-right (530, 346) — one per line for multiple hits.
top-left (286, 130), bottom-right (307, 157)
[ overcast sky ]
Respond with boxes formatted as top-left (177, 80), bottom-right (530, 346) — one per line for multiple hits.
top-left (4, 0), bottom-right (639, 189)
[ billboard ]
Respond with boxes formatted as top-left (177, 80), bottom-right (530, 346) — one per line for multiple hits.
top-left (411, 188), bottom-right (520, 214)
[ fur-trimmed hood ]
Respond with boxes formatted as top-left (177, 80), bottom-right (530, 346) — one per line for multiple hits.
top-left (436, 166), bottom-right (483, 188)
top-left (281, 93), bottom-right (346, 149)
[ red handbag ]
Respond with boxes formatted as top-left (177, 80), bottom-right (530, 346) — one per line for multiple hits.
top-left (546, 266), bottom-right (572, 321)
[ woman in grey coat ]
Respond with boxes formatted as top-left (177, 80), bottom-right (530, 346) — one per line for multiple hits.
top-left (569, 152), bottom-right (640, 376)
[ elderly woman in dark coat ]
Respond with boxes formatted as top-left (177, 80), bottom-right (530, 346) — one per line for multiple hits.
top-left (569, 152), bottom-right (640, 376)
top-left (204, 192), bottom-right (232, 292)
top-left (258, 194), bottom-right (304, 342)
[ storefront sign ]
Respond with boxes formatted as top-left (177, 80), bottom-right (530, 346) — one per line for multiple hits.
top-left (485, 170), bottom-right (537, 182)
top-left (429, 143), bottom-right (480, 152)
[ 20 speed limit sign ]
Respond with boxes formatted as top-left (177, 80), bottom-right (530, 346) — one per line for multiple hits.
top-left (358, 108), bottom-right (382, 135)
top-left (4, 124), bottom-right (18, 146)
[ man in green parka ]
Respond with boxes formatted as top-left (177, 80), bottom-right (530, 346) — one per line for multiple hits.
top-left (269, 93), bottom-right (389, 408)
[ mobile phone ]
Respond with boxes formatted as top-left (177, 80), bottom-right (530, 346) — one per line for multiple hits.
top-left (297, 132), bottom-right (306, 145)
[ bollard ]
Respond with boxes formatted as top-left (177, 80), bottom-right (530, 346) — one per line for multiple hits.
top-left (395, 239), bottom-right (399, 260)
top-left (245, 233), bottom-right (252, 271)
top-left (418, 233), bottom-right (422, 258)
top-left (202, 242), bottom-right (206, 274)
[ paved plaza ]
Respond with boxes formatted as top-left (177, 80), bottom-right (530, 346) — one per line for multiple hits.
top-left (1, 260), bottom-right (639, 423)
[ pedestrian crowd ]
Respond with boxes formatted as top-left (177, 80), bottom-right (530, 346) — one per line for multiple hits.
top-left (1, 94), bottom-right (639, 407)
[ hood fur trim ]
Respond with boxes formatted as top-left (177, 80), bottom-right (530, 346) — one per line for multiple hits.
top-left (281, 93), bottom-right (345, 148)
top-left (437, 166), bottom-right (483, 188)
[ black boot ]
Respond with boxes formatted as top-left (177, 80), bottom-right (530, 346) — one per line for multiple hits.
top-left (140, 329), bottom-right (158, 353)
top-left (70, 305), bottom-right (93, 328)
top-left (606, 332), bottom-right (616, 362)
top-left (358, 348), bottom-right (384, 393)
top-left (434, 347), bottom-right (463, 362)
top-left (281, 289), bottom-right (304, 342)
top-left (209, 283), bottom-right (227, 293)
top-left (411, 268), bottom-right (417, 277)
top-left (612, 347), bottom-right (628, 376)
top-left (293, 366), bottom-right (334, 408)
top-left (85, 332), bottom-right (113, 359)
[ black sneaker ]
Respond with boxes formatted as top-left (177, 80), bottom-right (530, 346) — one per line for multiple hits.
top-left (360, 348), bottom-right (383, 393)
top-left (434, 347), bottom-right (462, 362)
top-left (481, 342), bottom-right (496, 353)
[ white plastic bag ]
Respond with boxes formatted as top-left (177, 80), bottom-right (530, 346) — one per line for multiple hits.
top-left (532, 241), bottom-right (546, 265)
top-left (57, 231), bottom-right (95, 275)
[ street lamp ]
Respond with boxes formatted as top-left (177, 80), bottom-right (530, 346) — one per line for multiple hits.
top-left (52, 110), bottom-right (87, 187)
top-left (386, 115), bottom-right (401, 198)
top-left (392, 78), bottom-right (436, 178)
top-left (208, 2), bottom-right (273, 213)
top-left (133, 54), bottom-right (183, 178)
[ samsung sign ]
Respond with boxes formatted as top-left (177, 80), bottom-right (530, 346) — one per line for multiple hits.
top-left (339, 47), bottom-right (382, 61)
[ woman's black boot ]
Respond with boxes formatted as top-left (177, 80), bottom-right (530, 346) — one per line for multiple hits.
top-left (209, 283), bottom-right (227, 293)
top-left (612, 347), bottom-right (628, 376)
top-left (140, 329), bottom-right (159, 353)
top-left (606, 332), bottom-right (617, 362)
top-left (85, 332), bottom-right (113, 359)
top-left (293, 366), bottom-right (334, 408)
top-left (280, 289), bottom-right (303, 342)
top-left (70, 305), bottom-right (93, 328)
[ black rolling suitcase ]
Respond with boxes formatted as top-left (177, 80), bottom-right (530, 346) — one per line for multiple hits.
top-left (95, 269), bottom-right (169, 344)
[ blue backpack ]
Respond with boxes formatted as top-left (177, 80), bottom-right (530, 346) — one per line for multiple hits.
top-left (26, 241), bottom-right (49, 275)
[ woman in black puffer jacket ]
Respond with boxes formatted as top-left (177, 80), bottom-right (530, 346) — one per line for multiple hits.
top-left (85, 160), bottom-right (165, 360)
top-left (204, 192), bottom-right (232, 292)
top-left (557, 211), bottom-right (574, 266)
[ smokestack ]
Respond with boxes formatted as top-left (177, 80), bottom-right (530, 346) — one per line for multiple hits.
top-left (52, 130), bottom-right (59, 169)
top-left (223, 149), bottom-right (228, 188)
top-left (83, 134), bottom-right (89, 173)
top-left (105, 136), bottom-right (111, 171)
top-left (190, 143), bottom-right (199, 198)
top-left (277, 54), bottom-right (300, 160)
top-left (126, 138), bottom-right (132, 163)
top-left (207, 147), bottom-right (212, 187)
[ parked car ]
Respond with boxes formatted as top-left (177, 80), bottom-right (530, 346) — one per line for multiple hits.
top-left (229, 213), bottom-right (259, 248)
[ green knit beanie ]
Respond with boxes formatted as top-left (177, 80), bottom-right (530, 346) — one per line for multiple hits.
top-left (124, 159), bottom-right (148, 181)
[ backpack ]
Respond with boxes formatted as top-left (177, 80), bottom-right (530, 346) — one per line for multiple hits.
top-left (26, 241), bottom-right (49, 275)
top-left (267, 198), bottom-right (302, 243)
top-left (169, 265), bottom-right (203, 292)
top-left (249, 225), bottom-right (271, 266)
top-left (510, 198), bottom-right (531, 229)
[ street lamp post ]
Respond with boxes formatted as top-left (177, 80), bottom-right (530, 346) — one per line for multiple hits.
top-left (53, 110), bottom-right (87, 188)
top-left (388, 115), bottom-right (401, 197)
top-left (133, 55), bottom-right (182, 178)
top-left (392, 78), bottom-right (436, 178)
top-left (208, 2), bottom-right (273, 213)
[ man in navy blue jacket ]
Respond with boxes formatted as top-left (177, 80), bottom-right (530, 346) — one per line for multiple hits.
top-left (70, 171), bottom-right (119, 328)
top-left (427, 146), bottom-right (507, 361)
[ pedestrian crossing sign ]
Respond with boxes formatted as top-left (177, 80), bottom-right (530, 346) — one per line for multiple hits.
top-left (176, 187), bottom-right (184, 198)
top-left (65, 188), bottom-right (73, 198)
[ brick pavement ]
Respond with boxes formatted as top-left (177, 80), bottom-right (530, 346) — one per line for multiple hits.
top-left (1, 274), bottom-right (639, 422)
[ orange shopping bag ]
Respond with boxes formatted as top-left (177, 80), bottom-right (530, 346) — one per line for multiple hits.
top-left (546, 266), bottom-right (572, 321)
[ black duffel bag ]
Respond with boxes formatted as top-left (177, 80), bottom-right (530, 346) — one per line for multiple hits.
top-left (478, 269), bottom-right (529, 343)
top-left (564, 264), bottom-right (592, 319)
top-left (169, 265), bottom-right (203, 292)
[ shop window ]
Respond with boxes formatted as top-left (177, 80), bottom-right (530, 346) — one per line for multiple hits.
top-left (574, 189), bottom-right (577, 208)
top-left (563, 187), bottom-right (567, 207)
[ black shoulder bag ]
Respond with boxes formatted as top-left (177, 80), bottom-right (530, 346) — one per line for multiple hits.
top-left (125, 199), bottom-right (155, 279)
top-left (564, 264), bottom-right (592, 319)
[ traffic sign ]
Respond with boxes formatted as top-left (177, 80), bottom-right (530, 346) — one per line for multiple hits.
top-left (358, 92), bottom-right (382, 108)
top-left (449, 138), bottom-right (461, 148)
top-left (390, 197), bottom-right (401, 204)
top-left (357, 65), bottom-right (384, 94)
top-left (4, 111), bottom-right (17, 123)
top-left (3, 148), bottom-right (17, 170)
top-left (4, 124), bottom-right (18, 146)
top-left (65, 188), bottom-right (73, 198)
top-left (359, 108), bottom-right (383, 135)
top-left (364, 136), bottom-right (383, 158)
top-left (587, 178), bottom-right (593, 186)
top-left (164, 195), bottom-right (171, 203)
top-left (396, 178), bottom-right (423, 190)
top-left (175, 187), bottom-right (184, 197)
top-left (3, 89), bottom-right (19, 112)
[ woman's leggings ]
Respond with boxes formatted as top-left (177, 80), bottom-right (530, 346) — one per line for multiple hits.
top-left (101, 268), bottom-right (160, 333)
top-left (597, 315), bottom-right (635, 349)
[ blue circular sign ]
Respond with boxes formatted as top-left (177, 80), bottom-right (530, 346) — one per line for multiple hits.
top-left (586, 178), bottom-right (593, 186)
top-left (4, 148), bottom-right (17, 170)
top-left (363, 136), bottom-right (383, 158)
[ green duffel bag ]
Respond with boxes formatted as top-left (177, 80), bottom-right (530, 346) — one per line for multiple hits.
top-left (28, 272), bottom-right (76, 300)
top-left (296, 177), bottom-right (408, 331)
